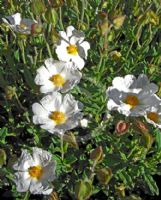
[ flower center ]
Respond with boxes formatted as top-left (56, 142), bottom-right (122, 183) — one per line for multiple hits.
top-left (66, 45), bottom-right (78, 55)
top-left (49, 74), bottom-right (65, 87)
top-left (28, 165), bottom-right (43, 180)
top-left (50, 111), bottom-right (66, 125)
top-left (147, 112), bottom-right (159, 123)
top-left (19, 23), bottom-right (28, 30)
top-left (124, 95), bottom-right (139, 108)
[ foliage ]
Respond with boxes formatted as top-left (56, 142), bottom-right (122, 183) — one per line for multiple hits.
top-left (0, 0), bottom-right (161, 199)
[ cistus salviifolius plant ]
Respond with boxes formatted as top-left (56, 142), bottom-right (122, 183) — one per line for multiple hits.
top-left (0, 0), bottom-right (161, 200)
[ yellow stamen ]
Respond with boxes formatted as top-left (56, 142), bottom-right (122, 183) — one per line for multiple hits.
top-left (19, 23), bottom-right (28, 30)
top-left (124, 95), bottom-right (139, 108)
top-left (147, 112), bottom-right (159, 123)
top-left (28, 165), bottom-right (43, 180)
top-left (50, 111), bottom-right (66, 125)
top-left (66, 45), bottom-right (78, 55)
top-left (49, 74), bottom-right (65, 87)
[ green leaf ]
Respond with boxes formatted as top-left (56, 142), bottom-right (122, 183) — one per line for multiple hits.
top-left (155, 130), bottom-right (161, 151)
top-left (143, 174), bottom-right (159, 195)
top-left (64, 154), bottom-right (77, 165)
top-left (118, 170), bottom-right (133, 187)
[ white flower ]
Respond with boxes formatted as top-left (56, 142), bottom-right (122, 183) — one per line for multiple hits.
top-left (145, 106), bottom-right (161, 128)
top-left (13, 147), bottom-right (56, 195)
top-left (32, 92), bottom-right (83, 134)
top-left (2, 13), bottom-right (37, 35)
top-left (106, 75), bottom-right (161, 116)
top-left (35, 58), bottom-right (82, 94)
top-left (80, 118), bottom-right (88, 128)
top-left (109, 74), bottom-right (158, 94)
top-left (55, 26), bottom-right (90, 70)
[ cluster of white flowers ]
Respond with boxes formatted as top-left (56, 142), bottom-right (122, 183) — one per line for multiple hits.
top-left (32, 25), bottom-right (90, 135)
top-left (5, 12), bottom-right (161, 199)
top-left (106, 74), bottom-right (161, 128)
top-left (3, 13), bottom-right (90, 196)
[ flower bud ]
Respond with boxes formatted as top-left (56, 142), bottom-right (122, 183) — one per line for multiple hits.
top-left (90, 146), bottom-right (104, 163)
top-left (110, 50), bottom-right (121, 61)
top-left (0, 149), bottom-right (6, 168)
top-left (99, 19), bottom-right (109, 36)
top-left (80, 119), bottom-right (88, 128)
top-left (49, 191), bottom-right (60, 200)
top-left (98, 12), bottom-right (108, 20)
top-left (148, 64), bottom-right (157, 74)
top-left (115, 184), bottom-right (125, 198)
top-left (113, 15), bottom-right (126, 29)
top-left (135, 120), bottom-right (153, 149)
top-left (66, 0), bottom-right (78, 7)
top-left (78, 22), bottom-right (88, 31)
top-left (75, 180), bottom-right (92, 200)
top-left (4, 86), bottom-right (16, 100)
top-left (50, 27), bottom-right (60, 44)
top-left (48, 0), bottom-right (64, 8)
top-left (45, 8), bottom-right (58, 26)
top-left (101, 2), bottom-right (108, 9)
top-left (115, 120), bottom-right (129, 136)
top-left (135, 120), bottom-right (148, 134)
top-left (96, 168), bottom-right (112, 185)
top-left (144, 132), bottom-right (154, 150)
top-left (146, 10), bottom-right (159, 25)
top-left (31, 0), bottom-right (46, 16)
top-left (31, 23), bottom-right (43, 35)
top-left (63, 132), bottom-right (78, 149)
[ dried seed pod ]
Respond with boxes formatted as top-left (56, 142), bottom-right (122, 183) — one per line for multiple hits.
top-left (90, 146), bottom-right (104, 163)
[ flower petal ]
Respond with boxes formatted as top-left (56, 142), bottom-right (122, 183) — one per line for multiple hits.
top-left (66, 26), bottom-right (75, 37)
top-left (14, 172), bottom-right (31, 192)
top-left (71, 55), bottom-right (85, 70)
top-left (13, 150), bottom-right (33, 171)
top-left (32, 147), bottom-right (52, 166)
top-left (79, 41), bottom-right (90, 58)
top-left (40, 92), bottom-right (62, 112)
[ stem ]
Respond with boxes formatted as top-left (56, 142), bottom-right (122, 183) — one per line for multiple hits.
top-left (61, 134), bottom-right (64, 160)
top-left (19, 40), bottom-right (26, 64)
top-left (24, 191), bottom-right (30, 200)
top-left (59, 7), bottom-right (64, 31)
top-left (44, 36), bottom-right (53, 58)
top-left (80, 0), bottom-right (85, 25)
top-left (14, 92), bottom-right (27, 111)
top-left (97, 54), bottom-right (103, 73)
top-left (89, 160), bottom-right (97, 180)
top-left (125, 41), bottom-right (134, 59)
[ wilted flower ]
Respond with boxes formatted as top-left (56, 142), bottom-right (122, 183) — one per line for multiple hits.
top-left (106, 74), bottom-right (161, 116)
top-left (13, 147), bottom-right (56, 195)
top-left (32, 92), bottom-right (83, 134)
top-left (35, 58), bottom-right (82, 94)
top-left (55, 26), bottom-right (90, 70)
top-left (145, 106), bottom-right (161, 128)
top-left (2, 13), bottom-right (39, 35)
